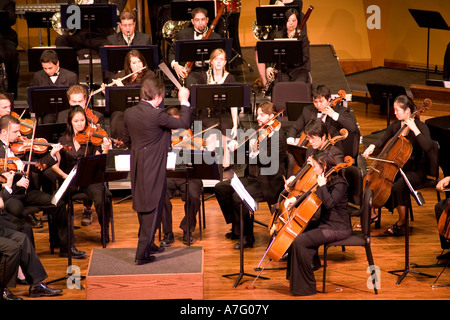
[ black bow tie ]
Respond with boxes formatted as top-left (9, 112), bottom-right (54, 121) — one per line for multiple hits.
top-left (194, 29), bottom-right (206, 37)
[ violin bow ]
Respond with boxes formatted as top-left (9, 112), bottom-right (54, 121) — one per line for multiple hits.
top-left (25, 121), bottom-right (38, 178)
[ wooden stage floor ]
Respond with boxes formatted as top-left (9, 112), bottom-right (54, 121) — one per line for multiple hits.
top-left (7, 101), bottom-right (450, 302)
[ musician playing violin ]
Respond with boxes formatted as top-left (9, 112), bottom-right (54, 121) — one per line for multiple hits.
top-left (362, 95), bottom-right (433, 236)
top-left (51, 106), bottom-right (112, 243)
top-left (0, 115), bottom-right (86, 258)
top-left (283, 150), bottom-right (350, 296)
top-left (214, 102), bottom-right (287, 249)
top-left (287, 85), bottom-right (358, 175)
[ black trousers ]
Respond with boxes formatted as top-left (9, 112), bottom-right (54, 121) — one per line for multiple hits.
top-left (0, 227), bottom-right (47, 288)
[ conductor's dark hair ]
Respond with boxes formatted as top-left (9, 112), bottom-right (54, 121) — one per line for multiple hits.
top-left (40, 50), bottom-right (59, 65)
top-left (140, 77), bottom-right (165, 101)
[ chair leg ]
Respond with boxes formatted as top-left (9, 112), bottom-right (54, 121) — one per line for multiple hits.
top-left (322, 246), bottom-right (328, 293)
top-left (109, 199), bottom-right (115, 242)
top-left (202, 191), bottom-right (206, 229)
top-left (365, 245), bottom-right (378, 294)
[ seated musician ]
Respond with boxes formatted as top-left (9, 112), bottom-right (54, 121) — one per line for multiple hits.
top-left (283, 149), bottom-right (350, 296)
top-left (31, 49), bottom-right (78, 87)
top-left (0, 115), bottom-right (87, 259)
top-left (285, 118), bottom-right (344, 187)
top-left (51, 106), bottom-right (113, 243)
top-left (107, 10), bottom-right (150, 46)
top-left (434, 176), bottom-right (450, 260)
top-left (197, 48), bottom-right (239, 170)
top-left (108, 49), bottom-right (156, 140)
top-left (159, 106), bottom-right (203, 246)
top-left (214, 101), bottom-right (287, 249)
top-left (362, 95), bottom-right (433, 236)
top-left (168, 7), bottom-right (221, 87)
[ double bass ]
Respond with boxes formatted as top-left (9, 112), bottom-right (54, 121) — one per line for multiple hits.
top-left (363, 98), bottom-right (431, 209)
top-left (265, 156), bottom-right (353, 262)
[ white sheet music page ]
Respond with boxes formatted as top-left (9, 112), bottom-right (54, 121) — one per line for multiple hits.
top-left (115, 154), bottom-right (130, 171)
top-left (230, 173), bottom-right (257, 212)
top-left (51, 165), bottom-right (77, 205)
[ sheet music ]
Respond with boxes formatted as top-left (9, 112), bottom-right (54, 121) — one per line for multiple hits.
top-left (230, 173), bottom-right (257, 212)
top-left (51, 165), bottom-right (77, 206)
top-left (115, 154), bottom-right (130, 171)
top-left (167, 151), bottom-right (177, 170)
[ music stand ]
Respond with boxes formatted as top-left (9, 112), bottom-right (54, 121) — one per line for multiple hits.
top-left (35, 123), bottom-right (67, 143)
top-left (255, 5), bottom-right (300, 28)
top-left (167, 150), bottom-right (220, 243)
top-left (170, 0), bottom-right (216, 21)
top-left (99, 45), bottom-right (159, 75)
top-left (256, 40), bottom-right (303, 83)
top-left (27, 86), bottom-right (71, 122)
top-left (222, 173), bottom-right (269, 288)
top-left (287, 144), bottom-right (307, 168)
top-left (28, 47), bottom-right (79, 75)
top-left (61, 4), bottom-right (117, 90)
top-left (105, 86), bottom-right (141, 113)
top-left (409, 9), bottom-right (450, 80)
top-left (24, 11), bottom-right (58, 46)
top-left (175, 38), bottom-right (233, 69)
top-left (366, 83), bottom-right (407, 129)
top-left (286, 101), bottom-right (311, 121)
top-left (47, 154), bottom-right (108, 288)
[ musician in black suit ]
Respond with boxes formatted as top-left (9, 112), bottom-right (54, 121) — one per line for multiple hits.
top-left (31, 49), bottom-right (78, 87)
top-left (287, 85), bottom-right (358, 158)
top-left (122, 78), bottom-right (192, 265)
top-left (168, 7), bottom-right (221, 87)
top-left (106, 10), bottom-right (151, 46)
top-left (0, 0), bottom-right (19, 98)
top-left (214, 102), bottom-right (287, 249)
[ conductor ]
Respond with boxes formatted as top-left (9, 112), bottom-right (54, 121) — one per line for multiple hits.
top-left (122, 78), bottom-right (192, 265)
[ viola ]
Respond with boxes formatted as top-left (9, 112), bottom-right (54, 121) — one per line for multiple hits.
top-left (76, 126), bottom-right (124, 148)
top-left (10, 136), bottom-right (72, 155)
top-left (11, 111), bottom-right (34, 136)
top-left (265, 156), bottom-right (353, 262)
top-left (363, 98), bottom-right (431, 209)
top-left (270, 129), bottom-right (348, 235)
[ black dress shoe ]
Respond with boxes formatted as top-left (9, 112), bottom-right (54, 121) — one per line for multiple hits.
top-left (160, 232), bottom-right (175, 247)
top-left (225, 232), bottom-right (239, 240)
top-left (17, 278), bottom-right (29, 285)
top-left (60, 246), bottom-right (87, 259)
top-left (1, 288), bottom-right (23, 300)
top-left (135, 255), bottom-right (156, 265)
top-left (29, 282), bottom-right (62, 298)
top-left (183, 232), bottom-right (194, 245)
top-left (26, 214), bottom-right (43, 228)
top-left (233, 238), bottom-right (254, 249)
top-left (151, 243), bottom-right (165, 253)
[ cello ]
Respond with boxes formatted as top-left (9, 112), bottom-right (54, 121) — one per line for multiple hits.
top-left (363, 98), bottom-right (431, 209)
top-left (438, 201), bottom-right (450, 239)
top-left (265, 156), bottom-right (353, 262)
top-left (270, 128), bottom-right (348, 235)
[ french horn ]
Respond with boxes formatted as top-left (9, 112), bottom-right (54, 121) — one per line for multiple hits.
top-left (162, 20), bottom-right (191, 40)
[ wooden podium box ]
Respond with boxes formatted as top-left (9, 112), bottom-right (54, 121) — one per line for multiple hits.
top-left (86, 247), bottom-right (204, 300)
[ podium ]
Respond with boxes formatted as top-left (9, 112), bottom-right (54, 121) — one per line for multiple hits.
top-left (409, 9), bottom-right (450, 80)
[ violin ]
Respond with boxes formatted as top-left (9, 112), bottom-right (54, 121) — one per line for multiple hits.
top-left (76, 125), bottom-right (124, 148)
top-left (172, 129), bottom-right (205, 150)
top-left (265, 156), bottom-right (353, 262)
top-left (363, 98), bottom-right (431, 209)
top-left (0, 157), bottom-right (46, 172)
top-left (85, 108), bottom-right (99, 127)
top-left (10, 136), bottom-right (72, 155)
top-left (11, 111), bottom-right (34, 136)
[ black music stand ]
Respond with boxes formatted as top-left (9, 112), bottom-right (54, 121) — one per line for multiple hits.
top-left (24, 11), bottom-right (57, 46)
top-left (222, 174), bottom-right (269, 288)
top-left (47, 154), bottom-right (108, 288)
top-left (27, 86), bottom-right (71, 122)
top-left (256, 40), bottom-right (303, 83)
top-left (61, 4), bottom-right (117, 90)
top-left (255, 5), bottom-right (300, 28)
top-left (387, 168), bottom-right (436, 285)
top-left (366, 83), bottom-right (407, 129)
top-left (287, 144), bottom-right (307, 168)
top-left (175, 38), bottom-right (233, 70)
top-left (286, 101), bottom-right (311, 121)
top-left (167, 150), bottom-right (220, 243)
top-left (99, 45), bottom-right (159, 76)
top-left (409, 9), bottom-right (450, 80)
top-left (170, 0), bottom-right (216, 21)
top-left (28, 47), bottom-right (79, 75)
top-left (105, 86), bottom-right (141, 113)
top-left (35, 123), bottom-right (67, 143)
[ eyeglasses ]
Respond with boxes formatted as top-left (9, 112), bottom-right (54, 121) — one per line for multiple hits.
top-left (305, 136), bottom-right (320, 141)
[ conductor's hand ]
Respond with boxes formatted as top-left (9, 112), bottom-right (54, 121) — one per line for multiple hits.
top-left (174, 63), bottom-right (188, 79)
top-left (178, 87), bottom-right (190, 104)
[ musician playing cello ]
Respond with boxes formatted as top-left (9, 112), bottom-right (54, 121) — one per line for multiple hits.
top-left (214, 102), bottom-right (287, 249)
top-left (283, 150), bottom-right (350, 296)
top-left (362, 95), bottom-right (433, 236)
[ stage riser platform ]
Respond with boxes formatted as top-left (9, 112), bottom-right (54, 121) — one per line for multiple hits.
top-left (86, 247), bottom-right (204, 300)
